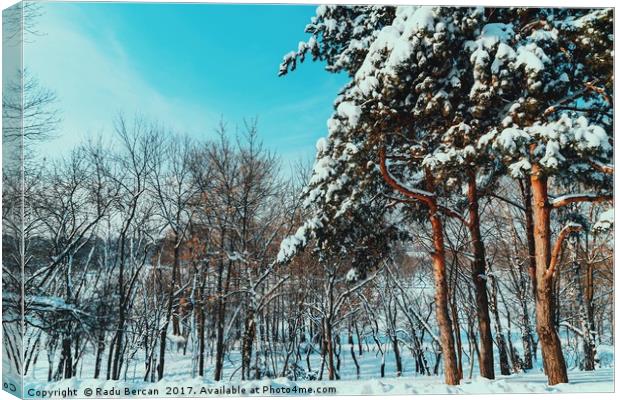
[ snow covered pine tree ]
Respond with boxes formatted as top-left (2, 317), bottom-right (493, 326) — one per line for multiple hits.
top-left (278, 5), bottom-right (612, 386)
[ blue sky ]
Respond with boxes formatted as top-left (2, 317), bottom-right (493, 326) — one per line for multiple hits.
top-left (25, 1), bottom-right (348, 168)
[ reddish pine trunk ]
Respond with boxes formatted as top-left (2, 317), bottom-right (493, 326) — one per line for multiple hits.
top-left (428, 202), bottom-right (460, 385)
top-left (379, 152), bottom-right (458, 384)
top-left (530, 166), bottom-right (568, 385)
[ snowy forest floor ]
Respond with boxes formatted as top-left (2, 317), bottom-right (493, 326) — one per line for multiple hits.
top-left (20, 368), bottom-right (615, 397)
top-left (11, 345), bottom-right (614, 397)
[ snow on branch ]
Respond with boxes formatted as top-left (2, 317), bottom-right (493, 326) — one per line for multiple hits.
top-left (379, 147), bottom-right (435, 206)
top-left (551, 193), bottom-right (613, 208)
top-left (593, 208), bottom-right (614, 232)
top-left (276, 217), bottom-right (322, 263)
top-left (559, 321), bottom-right (585, 338)
top-left (590, 159), bottom-right (614, 175)
top-left (334, 265), bottom-right (383, 315)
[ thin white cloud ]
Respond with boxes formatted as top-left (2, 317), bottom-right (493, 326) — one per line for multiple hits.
top-left (24, 8), bottom-right (217, 155)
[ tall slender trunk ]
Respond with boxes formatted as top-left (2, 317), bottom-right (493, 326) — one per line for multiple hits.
top-left (428, 200), bottom-right (460, 385)
top-left (197, 295), bottom-right (206, 377)
top-left (241, 307), bottom-right (256, 380)
top-left (324, 318), bottom-right (335, 380)
top-left (466, 171), bottom-right (495, 379)
top-left (519, 293), bottom-right (535, 370)
top-left (111, 264), bottom-right (125, 381)
top-left (111, 312), bottom-right (125, 380)
top-left (489, 274), bottom-right (511, 375)
top-left (584, 235), bottom-right (597, 370)
top-left (157, 242), bottom-right (179, 381)
top-left (513, 258), bottom-right (536, 370)
top-left (60, 336), bottom-right (73, 379)
top-left (518, 178), bottom-right (537, 370)
top-left (213, 259), bottom-right (228, 381)
top-left (105, 334), bottom-right (116, 379)
top-left (572, 240), bottom-right (596, 371)
top-left (354, 322), bottom-right (363, 356)
top-left (530, 165), bottom-right (569, 385)
top-left (112, 201), bottom-right (139, 381)
top-left (213, 300), bottom-right (225, 380)
top-left (449, 280), bottom-right (463, 380)
top-left (334, 335), bottom-right (342, 379)
top-left (413, 331), bottom-right (430, 375)
top-left (172, 239), bottom-right (182, 336)
top-left (584, 242), bottom-right (596, 344)
top-left (380, 153), bottom-right (458, 384)
top-left (520, 178), bottom-right (538, 295)
top-left (196, 259), bottom-right (208, 377)
top-left (93, 331), bottom-right (106, 379)
top-left (348, 324), bottom-right (360, 379)
top-left (503, 304), bottom-right (521, 371)
top-left (47, 346), bottom-right (54, 382)
top-left (391, 334), bottom-right (403, 377)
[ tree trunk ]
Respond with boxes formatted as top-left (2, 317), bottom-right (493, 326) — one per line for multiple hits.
top-left (413, 332), bottom-right (430, 375)
top-left (198, 298), bottom-right (206, 377)
top-left (536, 277), bottom-right (568, 383)
top-left (172, 242), bottom-right (181, 337)
top-left (241, 307), bottom-right (256, 380)
top-left (531, 166), bottom-right (569, 385)
top-left (213, 301), bottom-right (226, 381)
top-left (521, 308), bottom-right (535, 370)
top-left (449, 287), bottom-right (463, 380)
top-left (354, 322), bottom-right (363, 356)
top-left (61, 336), bottom-right (73, 379)
top-left (334, 335), bottom-right (342, 379)
top-left (519, 177), bottom-right (537, 370)
top-left (93, 331), bottom-right (105, 379)
top-left (428, 200), bottom-right (460, 385)
top-left (490, 275), bottom-right (511, 375)
top-left (572, 242), bottom-right (596, 371)
top-left (583, 237), bottom-right (597, 371)
top-left (467, 171), bottom-right (495, 379)
top-left (213, 260), bottom-right (227, 381)
top-left (111, 316), bottom-right (125, 380)
top-left (324, 318), bottom-right (335, 380)
top-left (348, 325), bottom-right (360, 379)
top-left (392, 334), bottom-right (403, 377)
top-left (157, 243), bottom-right (180, 381)
top-left (520, 178), bottom-right (538, 295)
top-left (105, 335), bottom-right (116, 379)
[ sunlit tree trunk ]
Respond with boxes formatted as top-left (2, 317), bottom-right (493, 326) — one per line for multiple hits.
top-left (428, 200), bottom-right (460, 385)
top-left (530, 164), bottom-right (568, 385)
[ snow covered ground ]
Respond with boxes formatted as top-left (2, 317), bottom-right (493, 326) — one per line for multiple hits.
top-left (4, 343), bottom-right (612, 398)
top-left (20, 367), bottom-right (614, 397)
